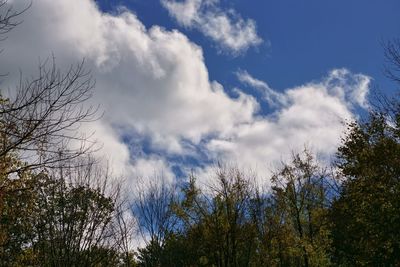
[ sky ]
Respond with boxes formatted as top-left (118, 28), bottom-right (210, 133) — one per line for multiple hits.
top-left (98, 0), bottom-right (400, 91)
top-left (1, 0), bottom-right (400, 188)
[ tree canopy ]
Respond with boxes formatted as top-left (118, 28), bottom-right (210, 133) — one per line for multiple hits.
top-left (1, 1), bottom-right (400, 266)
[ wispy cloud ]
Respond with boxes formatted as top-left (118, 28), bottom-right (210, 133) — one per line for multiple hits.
top-left (236, 70), bottom-right (287, 106)
top-left (326, 68), bottom-right (371, 109)
top-left (161, 0), bottom-right (263, 55)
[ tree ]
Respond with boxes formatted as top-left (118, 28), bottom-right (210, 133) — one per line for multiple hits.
top-left (135, 159), bottom-right (334, 267)
top-left (0, 156), bottom-right (134, 266)
top-left (32, 159), bottom-right (117, 266)
top-left (0, 3), bottom-right (131, 265)
top-left (331, 114), bottom-right (400, 266)
top-left (0, 157), bottom-right (36, 266)
top-left (169, 167), bottom-right (259, 267)
top-left (0, 0), bottom-right (29, 36)
top-left (329, 40), bottom-right (400, 267)
top-left (0, 1), bottom-right (97, 175)
top-left (384, 39), bottom-right (400, 85)
top-left (269, 151), bottom-right (333, 267)
top-left (133, 176), bottom-right (177, 247)
top-left (0, 59), bottom-right (98, 175)
top-left (0, 7), bottom-right (99, 248)
top-left (133, 176), bottom-right (177, 267)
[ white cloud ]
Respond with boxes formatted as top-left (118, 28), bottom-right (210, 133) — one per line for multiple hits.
top-left (0, 0), bottom-right (257, 181)
top-left (326, 68), bottom-right (371, 109)
top-left (131, 157), bottom-right (176, 185)
top-left (84, 122), bottom-right (132, 178)
top-left (161, 0), bottom-right (262, 54)
top-left (1, 0), bottom-right (371, 191)
top-left (198, 70), bottom-right (371, 187)
top-left (236, 70), bottom-right (288, 106)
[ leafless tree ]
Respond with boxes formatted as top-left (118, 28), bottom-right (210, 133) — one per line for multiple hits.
top-left (0, 0), bottom-right (30, 38)
top-left (132, 175), bottom-right (177, 247)
top-left (384, 39), bottom-right (400, 85)
top-left (365, 39), bottom-right (400, 124)
top-left (114, 202), bottom-right (136, 267)
top-left (0, 58), bottom-right (99, 175)
top-left (0, 0), bottom-right (98, 176)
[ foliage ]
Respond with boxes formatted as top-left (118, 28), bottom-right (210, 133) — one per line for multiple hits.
top-left (331, 112), bottom-right (400, 266)
top-left (329, 40), bottom-right (400, 267)
top-left (1, 1), bottom-right (400, 266)
top-left (136, 159), bottom-right (334, 267)
top-left (269, 151), bottom-right (333, 267)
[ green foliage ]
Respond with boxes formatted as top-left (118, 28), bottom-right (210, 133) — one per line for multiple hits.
top-left (267, 151), bottom-right (333, 267)
top-left (0, 4), bottom-right (135, 263)
top-left (0, 172), bottom-right (37, 266)
top-left (172, 170), bottom-right (259, 267)
top-left (136, 160), bottom-right (334, 267)
top-left (0, 167), bottom-right (124, 266)
top-left (331, 112), bottom-right (400, 266)
top-left (2, 2), bottom-right (400, 264)
top-left (32, 174), bottom-right (116, 266)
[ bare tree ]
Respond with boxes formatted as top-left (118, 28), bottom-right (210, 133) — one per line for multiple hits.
top-left (363, 39), bottom-right (400, 128)
top-left (133, 175), bottom-right (177, 247)
top-left (0, 0), bottom-right (99, 179)
top-left (0, 58), bottom-right (99, 175)
top-left (384, 39), bottom-right (400, 85)
top-left (0, 0), bottom-right (30, 38)
top-left (114, 199), bottom-right (137, 267)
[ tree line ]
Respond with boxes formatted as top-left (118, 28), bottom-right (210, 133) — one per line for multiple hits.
top-left (1, 2), bottom-right (400, 266)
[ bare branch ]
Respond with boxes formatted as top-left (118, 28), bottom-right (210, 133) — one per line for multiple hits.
top-left (0, 57), bottom-right (100, 174)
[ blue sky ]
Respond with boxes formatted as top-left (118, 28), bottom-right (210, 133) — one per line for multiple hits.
top-left (97, 0), bottom-right (400, 93)
top-left (2, 0), bottom-right (399, 185)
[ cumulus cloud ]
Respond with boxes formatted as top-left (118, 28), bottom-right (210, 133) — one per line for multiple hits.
top-left (0, 0), bottom-right (257, 181)
top-left (198, 70), bottom-right (371, 186)
top-left (161, 0), bottom-right (263, 54)
top-left (0, 0), bottom-right (371, 191)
